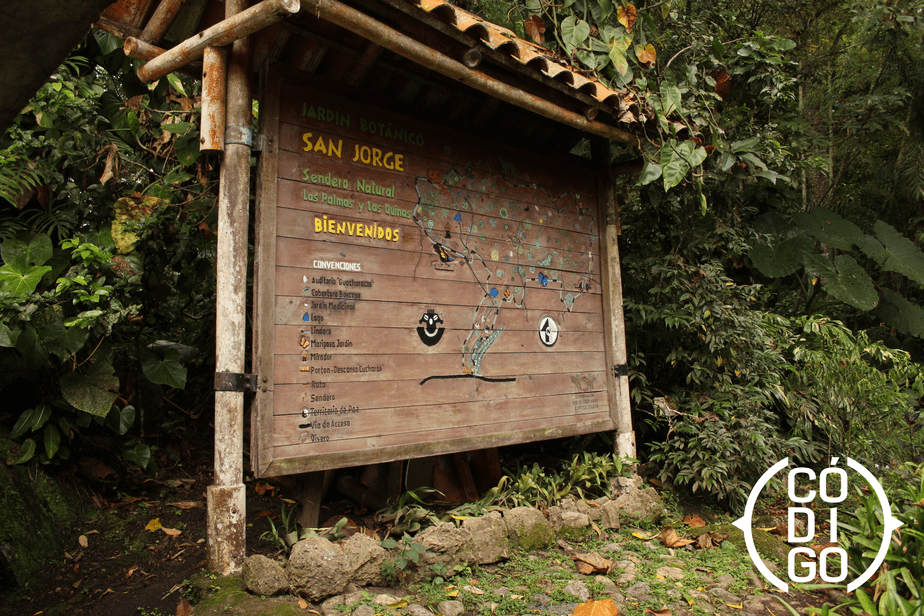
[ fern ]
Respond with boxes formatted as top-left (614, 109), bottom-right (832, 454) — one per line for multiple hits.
top-left (0, 155), bottom-right (43, 208)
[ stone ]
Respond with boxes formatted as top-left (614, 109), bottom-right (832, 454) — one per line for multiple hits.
top-left (531, 593), bottom-right (552, 605)
top-left (373, 594), bottom-right (398, 605)
top-left (656, 566), bottom-right (683, 581)
top-left (560, 498), bottom-right (601, 521)
top-left (594, 575), bottom-right (618, 594)
top-left (415, 522), bottom-right (473, 577)
top-left (745, 571), bottom-right (764, 590)
top-left (286, 536), bottom-right (351, 601)
top-left (344, 590), bottom-right (364, 606)
top-left (343, 532), bottom-right (389, 587)
top-left (353, 606), bottom-right (376, 616)
top-left (625, 582), bottom-right (653, 602)
top-left (503, 507), bottom-right (554, 549)
top-left (713, 574), bottom-right (736, 589)
top-left (242, 554), bottom-right (289, 596)
top-left (562, 580), bottom-right (590, 602)
top-left (708, 587), bottom-right (741, 604)
top-left (599, 501), bottom-right (621, 530)
top-left (462, 512), bottom-right (509, 564)
top-left (559, 511), bottom-right (591, 540)
top-left (438, 600), bottom-right (465, 616)
top-left (610, 482), bottom-right (666, 522)
top-left (320, 594), bottom-right (344, 616)
top-left (404, 603), bottom-right (432, 616)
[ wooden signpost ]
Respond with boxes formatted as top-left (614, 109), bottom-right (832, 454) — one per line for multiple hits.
top-left (252, 65), bottom-right (625, 477)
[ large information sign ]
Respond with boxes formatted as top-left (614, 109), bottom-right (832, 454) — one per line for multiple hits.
top-left (252, 65), bottom-right (617, 477)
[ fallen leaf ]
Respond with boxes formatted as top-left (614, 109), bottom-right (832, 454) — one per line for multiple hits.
top-left (463, 585), bottom-right (485, 595)
top-left (682, 514), bottom-right (706, 528)
top-left (631, 531), bottom-right (651, 541)
top-left (78, 535), bottom-right (89, 549)
top-left (660, 528), bottom-right (695, 548)
top-left (176, 598), bottom-right (192, 616)
top-left (168, 501), bottom-right (202, 510)
top-left (297, 597), bottom-right (308, 609)
top-left (126, 565), bottom-right (139, 578)
top-left (726, 603), bottom-right (743, 609)
top-left (572, 552), bottom-right (615, 575)
top-left (645, 608), bottom-right (672, 615)
top-left (162, 527), bottom-right (182, 538)
top-left (85, 530), bottom-right (99, 535)
top-left (524, 15), bottom-right (546, 45)
top-left (696, 533), bottom-right (713, 550)
top-left (254, 482), bottom-right (275, 496)
top-left (72, 564), bottom-right (79, 574)
top-left (146, 518), bottom-right (162, 532)
top-left (573, 598), bottom-right (620, 616)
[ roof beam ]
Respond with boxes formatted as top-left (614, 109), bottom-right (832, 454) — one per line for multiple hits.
top-left (136, 0), bottom-right (300, 83)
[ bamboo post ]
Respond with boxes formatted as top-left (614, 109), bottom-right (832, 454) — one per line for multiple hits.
top-left (141, 0), bottom-right (189, 43)
top-left (201, 47), bottom-right (228, 152)
top-left (591, 137), bottom-right (636, 461)
top-left (136, 0), bottom-right (300, 84)
top-left (207, 0), bottom-right (252, 576)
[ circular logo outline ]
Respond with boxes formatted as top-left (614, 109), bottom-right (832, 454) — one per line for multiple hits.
top-left (538, 315), bottom-right (559, 347)
top-left (732, 457), bottom-right (902, 593)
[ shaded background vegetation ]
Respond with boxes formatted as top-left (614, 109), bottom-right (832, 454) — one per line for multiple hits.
top-left (1, 0), bottom-right (923, 513)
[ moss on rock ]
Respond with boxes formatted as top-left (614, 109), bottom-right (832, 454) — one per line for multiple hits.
top-left (0, 435), bottom-right (84, 586)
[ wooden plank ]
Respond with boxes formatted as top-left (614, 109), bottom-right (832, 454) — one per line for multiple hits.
top-left (273, 350), bottom-right (607, 384)
top-left (275, 296), bottom-right (605, 330)
top-left (263, 417), bottom-right (617, 475)
top-left (272, 390), bottom-right (611, 448)
top-left (273, 371), bottom-right (607, 415)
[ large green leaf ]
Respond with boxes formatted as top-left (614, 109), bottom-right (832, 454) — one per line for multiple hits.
top-left (15, 324), bottom-right (49, 370)
top-left (637, 161), bottom-right (662, 186)
top-left (1, 234), bottom-right (52, 268)
top-left (876, 289), bottom-right (924, 337)
top-left (60, 361), bottom-right (119, 416)
top-left (661, 141), bottom-right (705, 191)
top-left (0, 323), bottom-right (18, 347)
top-left (14, 439), bottom-right (35, 464)
top-left (141, 347), bottom-right (187, 389)
top-left (804, 253), bottom-right (878, 310)
top-left (859, 221), bottom-right (924, 285)
top-left (0, 262), bottom-right (52, 298)
top-left (792, 208), bottom-right (864, 251)
top-left (748, 235), bottom-right (813, 278)
top-left (106, 405), bottom-right (136, 436)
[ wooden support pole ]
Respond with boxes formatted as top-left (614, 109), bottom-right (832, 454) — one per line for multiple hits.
top-left (141, 0), bottom-right (190, 43)
top-left (136, 0), bottom-right (300, 84)
top-left (302, 0), bottom-right (639, 146)
top-left (201, 47), bottom-right (228, 152)
top-left (207, 0), bottom-right (252, 577)
top-left (591, 137), bottom-right (636, 461)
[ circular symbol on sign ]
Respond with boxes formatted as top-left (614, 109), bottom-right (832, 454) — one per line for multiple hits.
top-left (538, 316), bottom-right (559, 347)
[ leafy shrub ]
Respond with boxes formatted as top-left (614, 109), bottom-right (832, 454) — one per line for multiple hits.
top-left (838, 463), bottom-right (924, 615)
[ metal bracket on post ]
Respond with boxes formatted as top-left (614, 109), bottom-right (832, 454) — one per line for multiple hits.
top-left (613, 364), bottom-right (629, 379)
top-left (214, 371), bottom-right (259, 392)
top-left (252, 134), bottom-right (267, 152)
top-left (225, 125), bottom-right (253, 148)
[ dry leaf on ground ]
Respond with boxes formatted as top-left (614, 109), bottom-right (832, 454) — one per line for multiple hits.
top-left (644, 608), bottom-right (672, 615)
top-left (297, 596), bottom-right (308, 608)
top-left (573, 598), bottom-right (619, 616)
top-left (162, 527), bottom-right (182, 538)
top-left (572, 552), bottom-right (615, 575)
top-left (176, 598), bottom-right (192, 616)
top-left (145, 518), bottom-right (162, 532)
top-left (167, 501), bottom-right (202, 510)
top-left (661, 528), bottom-right (695, 548)
top-left (77, 535), bottom-right (89, 548)
top-left (682, 514), bottom-right (706, 528)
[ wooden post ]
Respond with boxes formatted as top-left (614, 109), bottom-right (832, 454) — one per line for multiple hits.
top-left (201, 47), bottom-right (228, 152)
top-left (136, 0), bottom-right (300, 84)
top-left (592, 137), bottom-right (636, 460)
top-left (207, 0), bottom-right (252, 577)
top-left (141, 0), bottom-right (189, 44)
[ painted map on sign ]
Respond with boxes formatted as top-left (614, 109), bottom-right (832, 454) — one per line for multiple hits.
top-left (411, 162), bottom-right (597, 379)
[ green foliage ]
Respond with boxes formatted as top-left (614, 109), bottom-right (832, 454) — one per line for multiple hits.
top-left (380, 535), bottom-right (427, 583)
top-left (838, 463), bottom-right (924, 615)
top-left (0, 41), bottom-right (218, 472)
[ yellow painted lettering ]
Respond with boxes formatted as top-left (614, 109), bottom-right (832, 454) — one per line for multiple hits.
top-left (395, 154), bottom-right (404, 171)
top-left (315, 137), bottom-right (327, 155)
top-left (314, 217), bottom-right (323, 232)
top-left (302, 133), bottom-right (314, 152)
top-left (329, 139), bottom-right (342, 158)
top-left (383, 152), bottom-right (394, 169)
top-left (372, 148), bottom-right (383, 167)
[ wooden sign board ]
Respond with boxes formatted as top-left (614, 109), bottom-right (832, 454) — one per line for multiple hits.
top-left (252, 65), bottom-right (618, 477)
